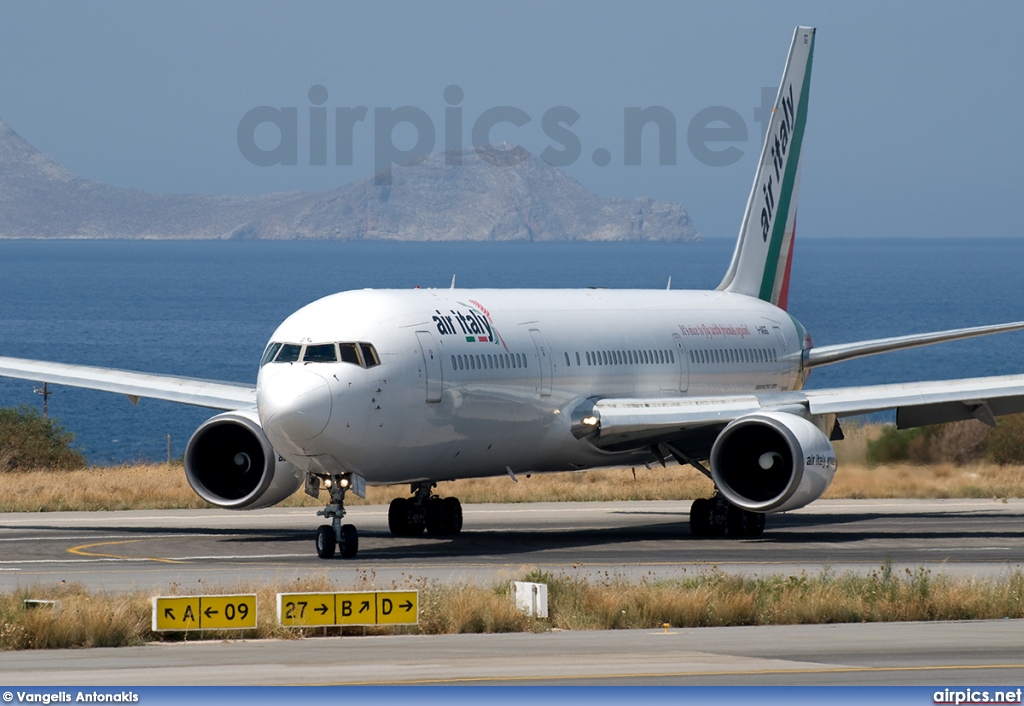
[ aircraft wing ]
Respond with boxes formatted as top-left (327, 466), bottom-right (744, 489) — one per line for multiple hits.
top-left (0, 356), bottom-right (256, 411)
top-left (803, 321), bottom-right (1024, 368)
top-left (803, 374), bottom-right (1024, 428)
top-left (577, 373), bottom-right (1024, 449)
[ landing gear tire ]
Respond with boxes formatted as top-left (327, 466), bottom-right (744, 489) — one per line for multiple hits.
top-left (425, 496), bottom-right (463, 536)
top-left (690, 496), bottom-right (765, 538)
top-left (425, 496), bottom-right (446, 535)
top-left (391, 484), bottom-right (463, 538)
top-left (443, 496), bottom-right (463, 534)
top-left (340, 524), bottom-right (358, 558)
top-left (388, 497), bottom-right (410, 536)
top-left (388, 497), bottom-right (425, 537)
top-left (689, 498), bottom-right (713, 536)
top-left (726, 505), bottom-right (766, 537)
top-left (315, 524), bottom-right (336, 559)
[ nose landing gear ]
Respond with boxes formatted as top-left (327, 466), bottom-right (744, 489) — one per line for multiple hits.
top-left (314, 474), bottom-right (359, 559)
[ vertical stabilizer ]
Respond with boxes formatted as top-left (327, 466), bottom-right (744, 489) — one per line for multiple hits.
top-left (717, 26), bottom-right (815, 309)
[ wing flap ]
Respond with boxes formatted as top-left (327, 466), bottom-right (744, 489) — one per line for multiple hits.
top-left (591, 395), bottom-right (763, 435)
top-left (804, 374), bottom-right (1024, 429)
top-left (574, 395), bottom-right (768, 448)
top-left (0, 356), bottom-right (256, 411)
top-left (578, 373), bottom-right (1024, 449)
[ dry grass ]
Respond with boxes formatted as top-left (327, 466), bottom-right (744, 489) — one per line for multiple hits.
top-left (536, 565), bottom-right (1024, 629)
top-left (0, 583), bottom-right (152, 650)
top-left (0, 422), bottom-right (1019, 511)
top-left (0, 463), bottom-right (208, 512)
top-left (2, 455), bottom-right (1024, 513)
top-left (4, 566), bottom-right (1024, 650)
top-left (824, 462), bottom-right (1024, 499)
top-left (0, 461), bottom-right (721, 512)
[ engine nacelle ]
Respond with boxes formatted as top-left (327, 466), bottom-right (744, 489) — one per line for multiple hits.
top-left (710, 411), bottom-right (837, 513)
top-left (184, 410), bottom-right (304, 510)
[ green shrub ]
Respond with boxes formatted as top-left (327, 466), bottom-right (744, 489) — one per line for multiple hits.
top-left (866, 425), bottom-right (924, 465)
top-left (0, 406), bottom-right (87, 471)
top-left (865, 420), bottom-right (990, 466)
top-left (985, 414), bottom-right (1024, 465)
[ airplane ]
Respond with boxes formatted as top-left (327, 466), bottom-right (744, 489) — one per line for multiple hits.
top-left (3, 26), bottom-right (1024, 559)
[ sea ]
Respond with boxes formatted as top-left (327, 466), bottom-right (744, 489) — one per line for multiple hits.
top-left (1, 237), bottom-right (1022, 465)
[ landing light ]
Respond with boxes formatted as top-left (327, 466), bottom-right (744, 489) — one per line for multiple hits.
top-left (581, 416), bottom-right (599, 427)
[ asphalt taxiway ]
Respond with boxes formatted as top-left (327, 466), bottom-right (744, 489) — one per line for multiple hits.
top-left (1, 499), bottom-right (1023, 592)
top-left (1, 620), bottom-right (1023, 685)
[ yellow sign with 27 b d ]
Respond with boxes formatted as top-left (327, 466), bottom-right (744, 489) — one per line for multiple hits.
top-left (277, 590), bottom-right (418, 627)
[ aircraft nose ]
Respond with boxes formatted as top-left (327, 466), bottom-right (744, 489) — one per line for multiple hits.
top-left (260, 369), bottom-right (333, 442)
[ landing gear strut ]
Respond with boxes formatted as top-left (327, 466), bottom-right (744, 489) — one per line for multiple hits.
top-left (689, 494), bottom-right (765, 538)
top-left (315, 474), bottom-right (359, 559)
top-left (388, 483), bottom-right (463, 537)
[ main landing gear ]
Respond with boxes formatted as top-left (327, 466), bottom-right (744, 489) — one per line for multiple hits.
top-left (388, 483), bottom-right (463, 537)
top-left (689, 494), bottom-right (765, 538)
top-left (315, 474), bottom-right (359, 559)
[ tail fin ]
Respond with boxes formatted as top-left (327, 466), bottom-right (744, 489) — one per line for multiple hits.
top-left (718, 26), bottom-right (815, 309)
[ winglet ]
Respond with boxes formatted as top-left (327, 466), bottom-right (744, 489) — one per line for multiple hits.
top-left (718, 26), bottom-right (815, 310)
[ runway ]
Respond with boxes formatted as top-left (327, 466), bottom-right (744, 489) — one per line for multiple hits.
top-left (1, 498), bottom-right (1023, 592)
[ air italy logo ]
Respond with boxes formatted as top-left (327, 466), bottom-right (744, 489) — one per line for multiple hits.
top-left (431, 300), bottom-right (508, 348)
top-left (760, 82), bottom-right (796, 242)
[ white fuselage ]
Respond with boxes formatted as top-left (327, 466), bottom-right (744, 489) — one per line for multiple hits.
top-left (256, 288), bottom-right (807, 485)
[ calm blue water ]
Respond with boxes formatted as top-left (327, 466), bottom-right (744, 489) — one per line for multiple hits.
top-left (1, 238), bottom-right (1022, 465)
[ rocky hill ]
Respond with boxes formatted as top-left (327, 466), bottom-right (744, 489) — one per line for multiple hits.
top-left (0, 120), bottom-right (699, 242)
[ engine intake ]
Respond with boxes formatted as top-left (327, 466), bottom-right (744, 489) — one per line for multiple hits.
top-left (710, 411), bottom-right (836, 513)
top-left (184, 410), bottom-right (304, 510)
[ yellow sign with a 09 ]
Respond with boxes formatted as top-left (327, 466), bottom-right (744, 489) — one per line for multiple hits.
top-left (152, 594), bottom-right (257, 631)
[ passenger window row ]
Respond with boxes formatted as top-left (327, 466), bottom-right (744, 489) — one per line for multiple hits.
top-left (448, 347), bottom-right (679, 374)
top-left (261, 341), bottom-right (381, 368)
top-left (573, 348), bottom-right (675, 367)
top-left (688, 347), bottom-right (777, 365)
top-left (450, 352), bottom-right (528, 372)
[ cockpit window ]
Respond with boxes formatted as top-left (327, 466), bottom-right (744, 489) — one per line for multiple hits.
top-left (266, 340), bottom-right (380, 368)
top-left (359, 342), bottom-right (380, 368)
top-left (338, 342), bottom-right (361, 365)
top-left (275, 343), bottom-right (302, 363)
top-left (260, 342), bottom-right (283, 368)
top-left (303, 343), bottom-right (338, 363)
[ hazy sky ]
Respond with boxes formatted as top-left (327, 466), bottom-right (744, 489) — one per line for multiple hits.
top-left (1, 1), bottom-right (1021, 240)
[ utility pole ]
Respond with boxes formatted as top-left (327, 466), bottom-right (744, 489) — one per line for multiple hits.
top-left (34, 382), bottom-right (50, 417)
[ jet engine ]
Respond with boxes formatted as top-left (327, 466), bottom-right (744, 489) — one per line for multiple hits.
top-left (710, 411), bottom-right (836, 513)
top-left (184, 410), bottom-right (304, 510)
